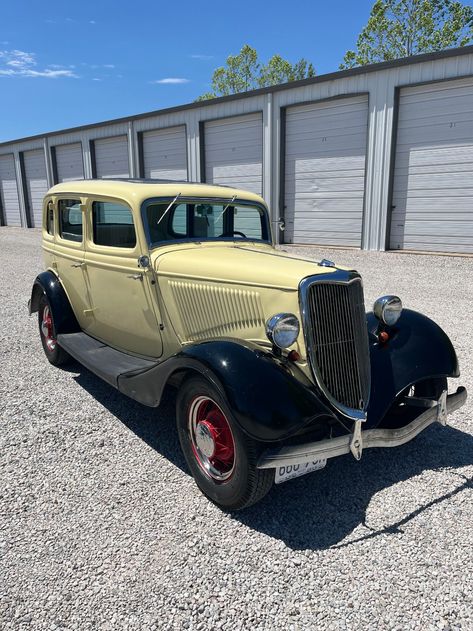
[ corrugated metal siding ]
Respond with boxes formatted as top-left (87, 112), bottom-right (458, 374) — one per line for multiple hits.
top-left (204, 113), bottom-right (263, 195)
top-left (390, 77), bottom-right (473, 253)
top-left (94, 136), bottom-right (129, 178)
top-left (55, 143), bottom-right (84, 182)
top-left (284, 95), bottom-right (368, 246)
top-left (0, 154), bottom-right (21, 226)
top-left (142, 126), bottom-right (187, 180)
top-left (23, 149), bottom-right (48, 227)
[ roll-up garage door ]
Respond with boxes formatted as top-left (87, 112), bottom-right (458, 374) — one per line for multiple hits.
top-left (390, 77), bottom-right (473, 254)
top-left (94, 136), bottom-right (129, 179)
top-left (284, 95), bottom-right (369, 246)
top-left (23, 149), bottom-right (48, 228)
top-left (204, 113), bottom-right (263, 195)
top-left (54, 143), bottom-right (84, 182)
top-left (0, 154), bottom-right (21, 226)
top-left (142, 126), bottom-right (187, 181)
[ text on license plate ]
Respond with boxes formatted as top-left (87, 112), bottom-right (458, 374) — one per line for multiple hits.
top-left (274, 459), bottom-right (327, 484)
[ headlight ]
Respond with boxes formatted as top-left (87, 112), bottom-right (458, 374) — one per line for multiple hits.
top-left (373, 295), bottom-right (403, 326)
top-left (266, 313), bottom-right (300, 349)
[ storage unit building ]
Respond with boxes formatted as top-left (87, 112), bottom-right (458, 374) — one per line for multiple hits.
top-left (1, 45), bottom-right (472, 254)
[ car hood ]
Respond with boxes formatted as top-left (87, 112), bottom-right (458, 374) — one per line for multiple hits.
top-left (153, 243), bottom-right (340, 291)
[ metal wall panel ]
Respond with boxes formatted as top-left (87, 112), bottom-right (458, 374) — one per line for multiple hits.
top-left (54, 142), bottom-right (84, 182)
top-left (0, 154), bottom-right (21, 226)
top-left (390, 77), bottom-right (473, 253)
top-left (23, 149), bottom-right (48, 228)
top-left (142, 126), bottom-right (187, 180)
top-left (204, 113), bottom-right (263, 195)
top-left (94, 135), bottom-right (129, 178)
top-left (283, 95), bottom-right (369, 246)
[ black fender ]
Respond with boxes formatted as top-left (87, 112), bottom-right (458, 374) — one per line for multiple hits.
top-left (118, 339), bottom-right (337, 442)
top-left (29, 271), bottom-right (80, 335)
top-left (366, 308), bottom-right (459, 428)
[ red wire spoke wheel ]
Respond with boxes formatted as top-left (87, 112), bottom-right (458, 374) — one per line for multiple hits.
top-left (40, 304), bottom-right (57, 352)
top-left (188, 396), bottom-right (236, 482)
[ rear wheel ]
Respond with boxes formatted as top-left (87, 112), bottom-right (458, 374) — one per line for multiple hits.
top-left (176, 375), bottom-right (274, 510)
top-left (38, 295), bottom-right (71, 366)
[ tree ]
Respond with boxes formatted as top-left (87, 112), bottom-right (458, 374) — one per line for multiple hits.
top-left (340, 0), bottom-right (473, 69)
top-left (197, 45), bottom-right (316, 100)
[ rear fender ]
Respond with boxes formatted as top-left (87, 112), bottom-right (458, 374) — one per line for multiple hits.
top-left (29, 271), bottom-right (80, 335)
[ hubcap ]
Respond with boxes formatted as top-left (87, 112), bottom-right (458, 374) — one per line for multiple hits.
top-left (188, 396), bottom-right (236, 482)
top-left (41, 305), bottom-right (56, 352)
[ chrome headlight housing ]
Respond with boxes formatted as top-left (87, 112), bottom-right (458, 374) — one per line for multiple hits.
top-left (373, 295), bottom-right (403, 326)
top-left (266, 313), bottom-right (300, 349)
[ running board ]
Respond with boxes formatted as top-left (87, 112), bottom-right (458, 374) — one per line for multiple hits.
top-left (57, 332), bottom-right (158, 389)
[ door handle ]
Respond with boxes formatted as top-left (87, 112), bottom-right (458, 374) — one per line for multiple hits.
top-left (127, 273), bottom-right (143, 281)
top-left (71, 261), bottom-right (84, 268)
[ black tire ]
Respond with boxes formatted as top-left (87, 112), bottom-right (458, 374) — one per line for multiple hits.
top-left (38, 295), bottom-right (71, 366)
top-left (176, 375), bottom-right (274, 510)
top-left (381, 376), bottom-right (448, 428)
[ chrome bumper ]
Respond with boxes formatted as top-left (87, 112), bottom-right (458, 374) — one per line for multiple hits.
top-left (257, 387), bottom-right (467, 470)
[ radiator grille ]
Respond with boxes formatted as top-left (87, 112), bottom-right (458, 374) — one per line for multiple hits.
top-left (306, 279), bottom-right (370, 412)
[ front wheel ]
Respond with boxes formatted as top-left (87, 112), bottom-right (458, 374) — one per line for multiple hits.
top-left (176, 375), bottom-right (274, 510)
top-left (38, 295), bottom-right (71, 366)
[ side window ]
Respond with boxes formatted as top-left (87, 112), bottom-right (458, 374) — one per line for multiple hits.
top-left (46, 201), bottom-right (54, 235)
top-left (170, 203), bottom-right (188, 236)
top-left (59, 199), bottom-right (82, 242)
top-left (92, 201), bottom-right (136, 248)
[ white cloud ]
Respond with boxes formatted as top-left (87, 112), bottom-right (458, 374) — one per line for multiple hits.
top-left (190, 54), bottom-right (214, 60)
top-left (151, 77), bottom-right (190, 84)
top-left (0, 49), bottom-right (78, 78)
top-left (103, 64), bottom-right (115, 68)
top-left (89, 20), bottom-right (96, 24)
top-left (92, 77), bottom-right (101, 81)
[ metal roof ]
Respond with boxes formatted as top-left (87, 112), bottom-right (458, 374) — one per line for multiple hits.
top-left (1, 44), bottom-right (473, 148)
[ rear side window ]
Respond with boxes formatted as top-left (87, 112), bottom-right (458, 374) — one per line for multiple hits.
top-left (59, 199), bottom-right (82, 242)
top-left (92, 201), bottom-right (136, 248)
top-left (46, 201), bottom-right (54, 235)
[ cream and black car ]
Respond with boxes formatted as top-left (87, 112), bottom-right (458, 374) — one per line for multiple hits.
top-left (29, 179), bottom-right (466, 510)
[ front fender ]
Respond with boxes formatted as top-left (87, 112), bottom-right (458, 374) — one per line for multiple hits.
top-left (29, 271), bottom-right (80, 335)
top-left (178, 341), bottom-right (338, 442)
top-left (366, 308), bottom-right (459, 428)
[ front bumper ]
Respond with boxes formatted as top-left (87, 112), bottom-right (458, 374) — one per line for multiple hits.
top-left (257, 386), bottom-right (467, 470)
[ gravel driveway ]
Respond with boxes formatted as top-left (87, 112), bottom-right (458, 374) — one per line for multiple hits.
top-left (1, 227), bottom-right (472, 630)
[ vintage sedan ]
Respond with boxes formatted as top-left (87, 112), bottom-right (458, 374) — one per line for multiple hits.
top-left (29, 180), bottom-right (466, 509)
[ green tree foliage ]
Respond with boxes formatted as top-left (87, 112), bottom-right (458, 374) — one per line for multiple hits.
top-left (340, 0), bottom-right (473, 69)
top-left (197, 45), bottom-right (316, 100)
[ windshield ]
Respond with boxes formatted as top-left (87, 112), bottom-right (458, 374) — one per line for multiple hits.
top-left (143, 198), bottom-right (270, 246)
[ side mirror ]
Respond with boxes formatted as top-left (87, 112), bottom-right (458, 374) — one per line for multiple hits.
top-left (137, 255), bottom-right (150, 269)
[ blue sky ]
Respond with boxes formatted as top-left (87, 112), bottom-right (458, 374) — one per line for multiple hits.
top-left (0, 0), bottom-right (375, 142)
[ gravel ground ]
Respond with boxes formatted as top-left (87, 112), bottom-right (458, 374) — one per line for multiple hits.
top-left (1, 227), bottom-right (472, 631)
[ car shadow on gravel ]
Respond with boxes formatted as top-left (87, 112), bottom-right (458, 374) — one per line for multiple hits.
top-left (71, 362), bottom-right (472, 551)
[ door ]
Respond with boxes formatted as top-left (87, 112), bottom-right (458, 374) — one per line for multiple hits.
top-left (389, 77), bottom-right (473, 254)
top-left (54, 197), bottom-right (91, 331)
top-left (204, 113), bottom-right (263, 194)
top-left (55, 143), bottom-right (84, 182)
top-left (284, 95), bottom-right (369, 246)
top-left (142, 126), bottom-right (188, 180)
top-left (94, 136), bottom-right (130, 178)
top-left (84, 198), bottom-right (163, 357)
top-left (23, 149), bottom-right (49, 227)
top-left (0, 154), bottom-right (21, 226)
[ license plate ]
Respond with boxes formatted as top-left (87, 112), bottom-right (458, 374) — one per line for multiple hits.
top-left (274, 459), bottom-right (327, 484)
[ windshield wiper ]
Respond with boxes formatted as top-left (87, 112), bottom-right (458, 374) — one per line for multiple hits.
top-left (157, 192), bottom-right (181, 225)
top-left (215, 195), bottom-right (237, 223)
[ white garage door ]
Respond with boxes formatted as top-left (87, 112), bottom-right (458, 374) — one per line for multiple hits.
top-left (94, 136), bottom-right (129, 179)
top-left (142, 126), bottom-right (187, 181)
top-left (390, 77), bottom-right (473, 253)
top-left (55, 143), bottom-right (84, 182)
top-left (0, 154), bottom-right (21, 226)
top-left (23, 149), bottom-right (48, 228)
top-left (204, 113), bottom-right (263, 195)
top-left (284, 95), bottom-right (369, 246)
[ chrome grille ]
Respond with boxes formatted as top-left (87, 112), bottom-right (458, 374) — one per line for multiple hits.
top-left (304, 277), bottom-right (370, 414)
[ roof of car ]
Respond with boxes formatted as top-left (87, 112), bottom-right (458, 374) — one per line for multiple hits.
top-left (47, 179), bottom-right (266, 206)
